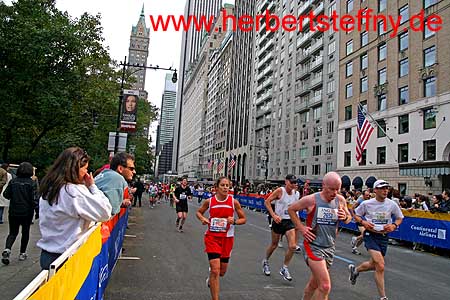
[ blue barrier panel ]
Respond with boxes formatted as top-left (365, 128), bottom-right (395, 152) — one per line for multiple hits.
top-left (235, 194), bottom-right (450, 249)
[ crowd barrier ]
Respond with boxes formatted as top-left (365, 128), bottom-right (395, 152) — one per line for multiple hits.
top-left (193, 191), bottom-right (450, 249)
top-left (15, 208), bottom-right (129, 300)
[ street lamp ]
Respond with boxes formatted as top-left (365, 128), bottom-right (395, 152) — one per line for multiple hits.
top-left (114, 56), bottom-right (178, 154)
top-left (250, 144), bottom-right (270, 184)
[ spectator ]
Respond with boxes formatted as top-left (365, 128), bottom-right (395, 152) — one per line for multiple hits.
top-left (399, 196), bottom-right (412, 209)
top-left (433, 189), bottom-right (450, 213)
top-left (95, 152), bottom-right (135, 215)
top-left (132, 177), bottom-right (145, 207)
top-left (37, 147), bottom-right (112, 270)
top-left (0, 163), bottom-right (12, 224)
top-left (0, 163), bottom-right (8, 193)
top-left (414, 195), bottom-right (430, 211)
top-left (1, 162), bottom-right (37, 265)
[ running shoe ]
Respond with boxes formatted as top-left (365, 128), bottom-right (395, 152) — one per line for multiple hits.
top-left (295, 245), bottom-right (302, 253)
top-left (352, 248), bottom-right (361, 255)
top-left (348, 264), bottom-right (359, 285)
top-left (380, 297), bottom-right (388, 300)
top-left (206, 277), bottom-right (210, 288)
top-left (278, 241), bottom-right (283, 248)
top-left (351, 236), bottom-right (357, 248)
top-left (19, 253), bottom-right (28, 261)
top-left (1, 249), bottom-right (11, 265)
top-left (262, 259), bottom-right (271, 276)
top-left (178, 225), bottom-right (183, 232)
top-left (279, 266), bottom-right (292, 281)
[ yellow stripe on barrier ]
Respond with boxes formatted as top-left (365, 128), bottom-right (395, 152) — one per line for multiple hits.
top-left (28, 226), bottom-right (102, 300)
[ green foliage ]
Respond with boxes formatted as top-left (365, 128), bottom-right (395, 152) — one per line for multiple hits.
top-left (0, 0), bottom-right (158, 176)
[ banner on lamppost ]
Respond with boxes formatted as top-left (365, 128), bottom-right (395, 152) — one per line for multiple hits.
top-left (120, 89), bottom-right (139, 132)
top-left (108, 132), bottom-right (127, 152)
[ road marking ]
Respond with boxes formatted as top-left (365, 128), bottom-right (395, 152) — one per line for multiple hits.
top-left (334, 255), bottom-right (354, 264)
top-left (118, 256), bottom-right (141, 260)
top-left (124, 234), bottom-right (136, 238)
top-left (264, 284), bottom-right (295, 290)
top-left (247, 222), bottom-right (271, 233)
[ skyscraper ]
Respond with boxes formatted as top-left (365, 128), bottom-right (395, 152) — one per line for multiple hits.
top-left (155, 73), bottom-right (177, 178)
top-left (128, 5), bottom-right (150, 98)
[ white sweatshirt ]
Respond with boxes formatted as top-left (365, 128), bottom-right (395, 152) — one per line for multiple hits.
top-left (37, 183), bottom-right (112, 253)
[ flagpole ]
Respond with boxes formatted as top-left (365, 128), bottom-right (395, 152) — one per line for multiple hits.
top-left (358, 102), bottom-right (398, 163)
top-left (358, 103), bottom-right (393, 143)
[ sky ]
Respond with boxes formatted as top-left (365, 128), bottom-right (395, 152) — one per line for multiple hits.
top-left (5, 0), bottom-right (186, 144)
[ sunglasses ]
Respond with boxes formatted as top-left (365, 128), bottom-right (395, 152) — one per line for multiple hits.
top-left (122, 165), bottom-right (135, 172)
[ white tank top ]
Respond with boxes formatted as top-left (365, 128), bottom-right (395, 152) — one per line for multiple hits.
top-left (275, 187), bottom-right (299, 219)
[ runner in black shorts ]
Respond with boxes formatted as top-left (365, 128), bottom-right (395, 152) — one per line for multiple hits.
top-left (173, 178), bottom-right (192, 232)
top-left (262, 175), bottom-right (299, 281)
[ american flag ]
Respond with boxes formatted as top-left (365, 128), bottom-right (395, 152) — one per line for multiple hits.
top-left (228, 152), bottom-right (236, 170)
top-left (355, 104), bottom-right (374, 162)
top-left (207, 159), bottom-right (213, 169)
top-left (217, 159), bottom-right (224, 173)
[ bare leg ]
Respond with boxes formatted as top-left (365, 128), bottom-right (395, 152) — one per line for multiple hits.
top-left (283, 229), bottom-right (296, 265)
top-left (209, 258), bottom-right (221, 300)
top-left (265, 231), bottom-right (281, 260)
top-left (303, 259), bottom-right (331, 300)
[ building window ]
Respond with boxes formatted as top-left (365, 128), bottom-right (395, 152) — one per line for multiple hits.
top-left (399, 86), bottom-right (409, 105)
top-left (398, 143), bottom-right (409, 163)
top-left (359, 149), bottom-right (367, 166)
top-left (346, 40), bottom-right (353, 55)
top-left (360, 100), bottom-right (367, 112)
top-left (325, 162), bottom-right (333, 172)
top-left (399, 58), bottom-right (409, 77)
top-left (398, 183), bottom-right (407, 196)
top-left (300, 147), bottom-right (308, 159)
top-left (399, 32), bottom-right (408, 51)
top-left (346, 83), bottom-right (353, 98)
top-left (326, 141), bottom-right (334, 154)
top-left (346, 61), bottom-right (353, 77)
top-left (378, 43), bottom-right (387, 61)
top-left (327, 121), bottom-right (334, 133)
top-left (360, 76), bottom-right (368, 93)
top-left (345, 105), bottom-right (352, 120)
top-left (398, 114), bottom-right (409, 134)
top-left (344, 151), bottom-right (351, 167)
top-left (314, 126), bottom-right (323, 137)
top-left (377, 120), bottom-right (386, 138)
top-left (424, 0), bottom-right (437, 9)
top-left (300, 165), bottom-right (307, 175)
top-left (378, 94), bottom-right (387, 111)
top-left (378, 68), bottom-right (386, 85)
top-left (399, 5), bottom-right (409, 24)
top-left (327, 80), bottom-right (335, 94)
top-left (377, 146), bottom-right (386, 164)
top-left (378, 19), bottom-right (386, 35)
top-left (423, 108), bottom-right (436, 129)
top-left (424, 77), bottom-right (436, 97)
top-left (424, 46), bottom-right (436, 67)
top-left (423, 140), bottom-right (436, 161)
top-left (327, 99), bottom-right (335, 113)
top-left (424, 18), bottom-right (435, 39)
top-left (361, 53), bottom-right (368, 69)
top-left (313, 145), bottom-right (322, 156)
top-left (361, 31), bottom-right (368, 47)
top-left (328, 41), bottom-right (336, 55)
top-left (312, 164), bottom-right (321, 175)
top-left (345, 128), bottom-right (352, 144)
top-left (313, 106), bottom-right (322, 120)
top-left (347, 0), bottom-right (354, 12)
top-left (378, 0), bottom-right (387, 12)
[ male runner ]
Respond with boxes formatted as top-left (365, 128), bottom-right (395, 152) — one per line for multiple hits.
top-left (350, 189), bottom-right (371, 255)
top-left (173, 178), bottom-right (192, 232)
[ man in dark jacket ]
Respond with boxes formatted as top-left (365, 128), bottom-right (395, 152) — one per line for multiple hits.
top-left (1, 162), bottom-right (37, 265)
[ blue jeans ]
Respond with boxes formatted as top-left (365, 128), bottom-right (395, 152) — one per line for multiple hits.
top-left (40, 249), bottom-right (62, 270)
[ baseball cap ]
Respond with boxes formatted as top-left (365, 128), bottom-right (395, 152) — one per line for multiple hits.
top-left (285, 174), bottom-right (298, 183)
top-left (373, 180), bottom-right (390, 189)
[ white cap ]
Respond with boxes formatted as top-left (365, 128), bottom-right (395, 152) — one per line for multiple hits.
top-left (373, 180), bottom-right (390, 189)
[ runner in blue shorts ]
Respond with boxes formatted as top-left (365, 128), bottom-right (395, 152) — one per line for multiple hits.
top-left (349, 179), bottom-right (404, 300)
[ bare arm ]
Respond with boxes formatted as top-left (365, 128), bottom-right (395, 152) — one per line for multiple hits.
top-left (231, 199), bottom-right (246, 225)
top-left (196, 199), bottom-right (211, 225)
top-left (337, 195), bottom-right (352, 224)
top-left (264, 188), bottom-right (282, 224)
top-left (288, 195), bottom-right (316, 242)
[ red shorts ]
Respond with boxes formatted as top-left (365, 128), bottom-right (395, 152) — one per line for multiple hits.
top-left (204, 235), bottom-right (234, 259)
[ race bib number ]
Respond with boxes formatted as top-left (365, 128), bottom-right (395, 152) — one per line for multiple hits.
top-left (210, 218), bottom-right (228, 233)
top-left (316, 207), bottom-right (338, 225)
top-left (371, 212), bottom-right (389, 225)
top-left (180, 194), bottom-right (187, 200)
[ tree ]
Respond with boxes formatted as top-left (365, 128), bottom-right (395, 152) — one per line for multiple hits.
top-left (0, 0), bottom-right (158, 174)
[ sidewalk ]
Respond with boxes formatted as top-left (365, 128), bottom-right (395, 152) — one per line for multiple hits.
top-left (0, 210), bottom-right (43, 300)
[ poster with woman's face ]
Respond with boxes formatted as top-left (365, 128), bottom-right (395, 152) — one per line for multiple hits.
top-left (120, 92), bottom-right (138, 131)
